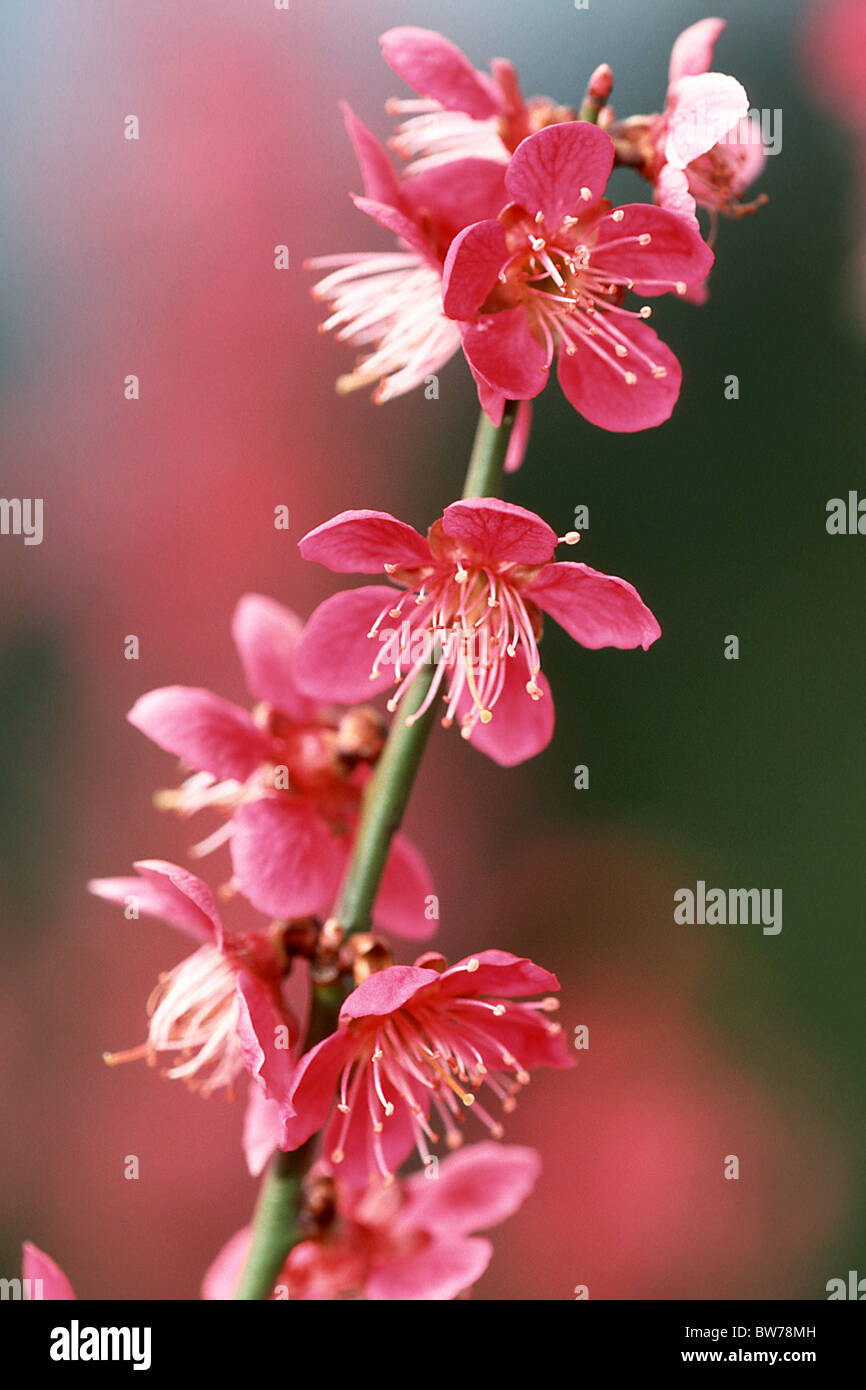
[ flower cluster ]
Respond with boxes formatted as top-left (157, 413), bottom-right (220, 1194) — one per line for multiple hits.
top-left (26, 21), bottom-right (771, 1302)
top-left (309, 20), bottom-right (765, 432)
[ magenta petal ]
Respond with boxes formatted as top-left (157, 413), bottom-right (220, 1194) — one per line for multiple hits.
top-left (231, 594), bottom-right (318, 722)
top-left (461, 663), bottom-right (555, 766)
top-left (379, 27), bottom-right (502, 120)
top-left (374, 832), bottom-right (437, 941)
top-left (322, 1068), bottom-right (420, 1187)
top-left (471, 366), bottom-right (506, 425)
top-left (350, 194), bottom-right (432, 261)
top-left (494, 1012), bottom-right (576, 1071)
top-left (526, 561), bottom-right (661, 650)
top-left (22, 1243), bottom-right (77, 1300)
top-left (504, 400), bottom-right (532, 473)
top-left (201, 1227), bottom-right (251, 1300)
top-left (281, 1029), bottom-right (358, 1148)
top-left (720, 114), bottom-right (766, 193)
top-left (339, 101), bottom-right (403, 210)
top-left (442, 219), bottom-right (509, 319)
top-left (88, 859), bottom-right (222, 944)
top-left (128, 685), bottom-right (270, 782)
top-left (403, 161), bottom-right (507, 247)
top-left (235, 972), bottom-right (295, 1106)
top-left (665, 73), bottom-right (749, 169)
top-left (440, 948), bottom-right (561, 999)
top-left (442, 497), bottom-right (556, 566)
top-left (557, 320), bottom-right (682, 432)
top-left (506, 122), bottom-right (615, 228)
top-left (339, 964), bottom-right (441, 1021)
top-left (592, 203), bottom-right (713, 292)
top-left (231, 799), bottom-right (346, 919)
top-left (459, 308), bottom-right (550, 400)
top-left (367, 1236), bottom-right (492, 1300)
top-left (401, 1141), bottom-right (541, 1237)
top-left (668, 17), bottom-right (726, 82)
top-left (242, 1084), bottom-right (284, 1178)
top-left (299, 509), bottom-right (430, 574)
top-left (655, 164), bottom-right (699, 226)
top-left (292, 587), bottom-right (398, 705)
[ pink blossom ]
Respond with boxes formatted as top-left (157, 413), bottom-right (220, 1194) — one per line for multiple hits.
top-left (307, 101), bottom-right (506, 403)
top-left (380, 26), bottom-right (574, 174)
top-left (440, 122), bottom-right (714, 430)
top-left (803, 0), bottom-right (866, 133)
top-left (276, 950), bottom-right (573, 1187)
top-left (127, 594), bottom-right (435, 938)
top-left (617, 19), bottom-right (766, 227)
top-left (294, 500), bottom-right (659, 766)
top-left (203, 1142), bottom-right (541, 1300)
top-left (22, 1243), bottom-right (77, 1299)
top-left (89, 859), bottom-right (296, 1107)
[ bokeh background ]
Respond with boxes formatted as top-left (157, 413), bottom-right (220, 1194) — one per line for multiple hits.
top-left (2, 0), bottom-right (863, 1299)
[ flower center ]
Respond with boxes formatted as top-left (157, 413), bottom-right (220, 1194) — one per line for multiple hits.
top-left (329, 968), bottom-right (561, 1184)
top-left (494, 204), bottom-right (686, 387)
top-left (367, 556), bottom-right (544, 738)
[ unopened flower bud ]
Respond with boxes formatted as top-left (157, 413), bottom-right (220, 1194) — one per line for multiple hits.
top-left (340, 933), bottom-right (394, 984)
top-left (336, 705), bottom-right (388, 765)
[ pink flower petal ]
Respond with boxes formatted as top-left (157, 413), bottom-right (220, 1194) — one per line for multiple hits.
top-left (366, 1236), bottom-right (492, 1300)
top-left (242, 1083), bottom-right (284, 1178)
top-left (592, 203), bottom-right (713, 293)
top-left (374, 831), bottom-right (437, 941)
top-left (492, 1012), bottom-right (576, 1070)
top-left (458, 307), bottom-right (550, 401)
top-left (292, 586), bottom-right (399, 705)
top-left (280, 1029), bottom-right (359, 1148)
top-left (668, 17), bottom-right (726, 82)
top-left (400, 1141), bottom-right (541, 1237)
top-left (235, 971), bottom-right (296, 1106)
top-left (665, 72), bottom-right (749, 170)
top-left (88, 859), bottom-right (222, 945)
top-left (556, 319), bottom-right (682, 432)
top-left (505, 122), bottom-right (615, 229)
top-left (402, 160), bottom-right (508, 248)
top-left (461, 663), bottom-right (555, 767)
top-left (201, 1226), bottom-right (251, 1300)
top-left (231, 594), bottom-right (318, 722)
top-left (321, 1065), bottom-right (421, 1187)
top-left (439, 948), bottom-right (562, 999)
top-left (339, 101), bottom-right (403, 210)
top-left (717, 114), bottom-right (766, 193)
top-left (230, 798), bottom-right (347, 919)
top-left (441, 497), bottom-right (557, 566)
top-left (504, 400), bottom-right (532, 473)
top-left (339, 964), bottom-right (442, 1021)
top-left (128, 685), bottom-right (270, 782)
top-left (470, 365), bottom-right (507, 425)
top-left (379, 27), bottom-right (502, 120)
top-left (526, 561), bottom-right (661, 650)
top-left (22, 1242), bottom-right (77, 1300)
top-left (655, 164), bottom-right (699, 226)
top-left (350, 194), bottom-right (432, 261)
top-left (442, 219), bottom-right (509, 318)
top-left (299, 510), bottom-right (431, 574)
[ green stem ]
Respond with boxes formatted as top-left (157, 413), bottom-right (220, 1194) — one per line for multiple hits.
top-left (462, 400), bottom-right (518, 499)
top-left (233, 400), bottom-right (518, 1298)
